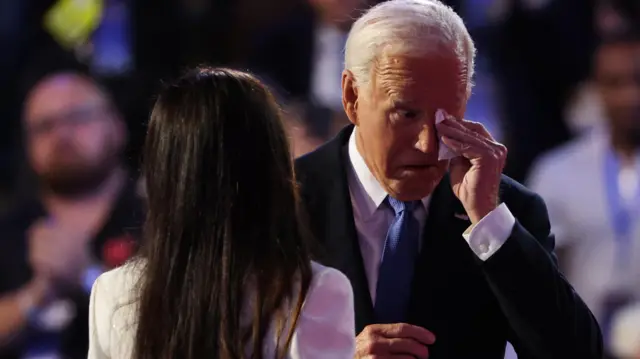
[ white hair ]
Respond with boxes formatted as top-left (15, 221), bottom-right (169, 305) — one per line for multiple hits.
top-left (344, 0), bottom-right (476, 94)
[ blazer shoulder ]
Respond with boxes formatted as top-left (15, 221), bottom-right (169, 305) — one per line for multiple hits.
top-left (91, 262), bottom-right (142, 323)
top-left (95, 261), bottom-right (142, 298)
top-left (310, 261), bottom-right (350, 289)
top-left (89, 262), bottom-right (142, 358)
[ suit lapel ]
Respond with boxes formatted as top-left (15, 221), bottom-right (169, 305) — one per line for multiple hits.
top-left (307, 125), bottom-right (375, 332)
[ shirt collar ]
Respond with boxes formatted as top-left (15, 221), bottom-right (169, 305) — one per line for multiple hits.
top-left (347, 127), bottom-right (430, 218)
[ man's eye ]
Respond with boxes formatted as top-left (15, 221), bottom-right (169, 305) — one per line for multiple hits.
top-left (398, 109), bottom-right (419, 119)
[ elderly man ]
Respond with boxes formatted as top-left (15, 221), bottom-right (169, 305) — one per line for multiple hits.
top-left (294, 1), bottom-right (602, 358)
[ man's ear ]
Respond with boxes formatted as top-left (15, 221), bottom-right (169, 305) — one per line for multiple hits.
top-left (341, 69), bottom-right (359, 126)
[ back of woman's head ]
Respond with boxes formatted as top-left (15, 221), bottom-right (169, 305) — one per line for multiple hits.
top-left (135, 67), bottom-right (312, 359)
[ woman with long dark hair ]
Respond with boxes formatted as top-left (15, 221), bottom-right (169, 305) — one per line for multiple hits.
top-left (87, 67), bottom-right (355, 359)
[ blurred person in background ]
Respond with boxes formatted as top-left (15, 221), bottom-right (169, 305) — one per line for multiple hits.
top-left (0, 72), bottom-right (144, 359)
top-left (88, 67), bottom-right (355, 359)
top-left (610, 301), bottom-right (640, 359)
top-left (604, 0), bottom-right (640, 31)
top-left (0, 0), bottom-right (240, 197)
top-left (527, 29), bottom-right (640, 357)
top-left (282, 100), bottom-right (353, 158)
top-left (246, 0), bottom-right (369, 113)
top-left (482, 0), bottom-right (596, 182)
top-left (563, 0), bottom-right (640, 136)
top-left (283, 102), bottom-right (325, 158)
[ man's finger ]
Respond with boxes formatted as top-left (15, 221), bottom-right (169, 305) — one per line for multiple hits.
top-left (377, 323), bottom-right (436, 345)
top-left (441, 114), bottom-right (493, 140)
top-left (387, 337), bottom-right (430, 358)
top-left (441, 136), bottom-right (486, 160)
top-left (357, 337), bottom-right (429, 358)
top-left (460, 119), bottom-right (494, 140)
top-left (441, 118), bottom-right (505, 155)
top-left (436, 122), bottom-right (490, 150)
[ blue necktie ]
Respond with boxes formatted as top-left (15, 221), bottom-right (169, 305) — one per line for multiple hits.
top-left (374, 197), bottom-right (421, 323)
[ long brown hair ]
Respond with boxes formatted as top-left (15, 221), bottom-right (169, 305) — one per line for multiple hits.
top-left (133, 67), bottom-right (313, 359)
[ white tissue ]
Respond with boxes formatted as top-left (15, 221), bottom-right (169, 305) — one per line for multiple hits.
top-left (435, 109), bottom-right (457, 160)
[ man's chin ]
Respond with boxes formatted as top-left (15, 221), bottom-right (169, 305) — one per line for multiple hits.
top-left (397, 164), bottom-right (441, 176)
top-left (388, 169), bottom-right (445, 201)
top-left (41, 169), bottom-right (112, 197)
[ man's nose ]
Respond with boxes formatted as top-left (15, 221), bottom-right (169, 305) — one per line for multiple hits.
top-left (50, 120), bottom-right (76, 139)
top-left (414, 125), bottom-right (434, 154)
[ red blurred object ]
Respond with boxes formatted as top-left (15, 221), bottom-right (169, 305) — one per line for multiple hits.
top-left (102, 235), bottom-right (135, 268)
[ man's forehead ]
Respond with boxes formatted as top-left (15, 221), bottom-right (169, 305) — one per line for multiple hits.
top-left (372, 53), bottom-right (468, 109)
top-left (26, 75), bottom-right (106, 120)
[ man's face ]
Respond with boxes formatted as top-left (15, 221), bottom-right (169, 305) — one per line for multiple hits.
top-left (595, 42), bottom-right (640, 140)
top-left (343, 51), bottom-right (468, 201)
top-left (24, 75), bottom-right (125, 195)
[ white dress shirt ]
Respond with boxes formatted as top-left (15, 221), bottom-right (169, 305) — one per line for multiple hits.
top-left (87, 261), bottom-right (355, 359)
top-left (346, 128), bottom-right (516, 302)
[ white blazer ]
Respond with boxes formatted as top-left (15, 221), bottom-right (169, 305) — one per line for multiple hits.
top-left (88, 261), bottom-right (355, 359)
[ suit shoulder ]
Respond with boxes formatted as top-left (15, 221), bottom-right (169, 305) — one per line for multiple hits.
top-left (498, 175), bottom-right (553, 239)
top-left (294, 141), bottom-right (341, 196)
top-left (499, 174), bottom-right (535, 196)
top-left (499, 175), bottom-right (545, 210)
top-left (295, 126), bottom-right (351, 176)
top-left (295, 144), bottom-right (330, 175)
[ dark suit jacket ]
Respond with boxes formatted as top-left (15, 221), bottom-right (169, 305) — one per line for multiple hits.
top-left (294, 125), bottom-right (603, 359)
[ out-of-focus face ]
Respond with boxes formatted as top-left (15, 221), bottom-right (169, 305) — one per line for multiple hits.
top-left (282, 103), bottom-right (325, 158)
top-left (23, 74), bottom-right (125, 195)
top-left (342, 50), bottom-right (469, 201)
top-left (594, 42), bottom-right (640, 142)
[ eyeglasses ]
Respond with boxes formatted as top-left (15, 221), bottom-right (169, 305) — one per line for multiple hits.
top-left (26, 104), bottom-right (110, 137)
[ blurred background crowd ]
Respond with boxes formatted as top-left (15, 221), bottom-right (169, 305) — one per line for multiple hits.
top-left (1, 0), bottom-right (640, 358)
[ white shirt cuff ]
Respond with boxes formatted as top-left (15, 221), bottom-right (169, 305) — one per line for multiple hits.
top-left (462, 203), bottom-right (516, 261)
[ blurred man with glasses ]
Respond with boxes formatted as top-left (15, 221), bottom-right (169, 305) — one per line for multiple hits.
top-left (0, 72), bottom-right (143, 359)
